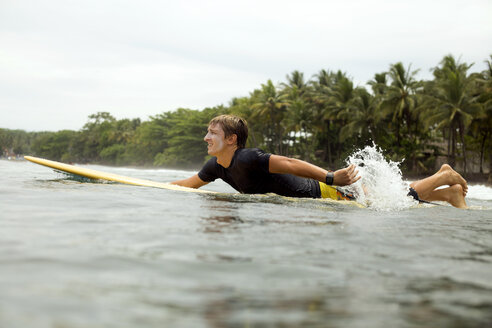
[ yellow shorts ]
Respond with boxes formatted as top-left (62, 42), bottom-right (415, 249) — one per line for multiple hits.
top-left (319, 182), bottom-right (355, 201)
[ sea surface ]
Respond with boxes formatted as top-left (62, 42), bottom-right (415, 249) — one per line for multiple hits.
top-left (1, 158), bottom-right (492, 328)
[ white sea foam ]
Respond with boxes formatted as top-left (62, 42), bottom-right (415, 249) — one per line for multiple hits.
top-left (341, 145), bottom-right (415, 211)
top-left (466, 184), bottom-right (492, 201)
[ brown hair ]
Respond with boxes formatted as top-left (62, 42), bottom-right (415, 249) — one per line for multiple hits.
top-left (209, 115), bottom-right (248, 148)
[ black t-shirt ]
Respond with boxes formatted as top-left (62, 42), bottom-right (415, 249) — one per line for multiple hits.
top-left (198, 148), bottom-right (321, 198)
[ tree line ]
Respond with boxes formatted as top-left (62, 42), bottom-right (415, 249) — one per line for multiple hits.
top-left (1, 54), bottom-right (491, 178)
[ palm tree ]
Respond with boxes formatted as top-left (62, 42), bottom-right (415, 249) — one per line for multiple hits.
top-left (423, 55), bottom-right (482, 175)
top-left (284, 97), bottom-right (316, 160)
top-left (327, 73), bottom-right (356, 121)
top-left (338, 87), bottom-right (380, 143)
top-left (308, 70), bottom-right (336, 164)
top-left (281, 70), bottom-right (309, 98)
top-left (278, 71), bottom-right (316, 158)
top-left (469, 55), bottom-right (492, 175)
top-left (368, 72), bottom-right (388, 96)
top-left (251, 80), bottom-right (291, 154)
top-left (308, 70), bottom-right (355, 165)
top-left (379, 62), bottom-right (421, 148)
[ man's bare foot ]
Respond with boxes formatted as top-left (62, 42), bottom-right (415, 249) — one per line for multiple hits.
top-left (447, 184), bottom-right (468, 208)
top-left (439, 164), bottom-right (468, 194)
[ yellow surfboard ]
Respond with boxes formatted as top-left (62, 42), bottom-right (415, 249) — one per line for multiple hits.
top-left (24, 156), bottom-right (214, 194)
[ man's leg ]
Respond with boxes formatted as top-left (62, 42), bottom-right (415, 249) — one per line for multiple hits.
top-left (418, 184), bottom-right (468, 208)
top-left (410, 164), bottom-right (468, 199)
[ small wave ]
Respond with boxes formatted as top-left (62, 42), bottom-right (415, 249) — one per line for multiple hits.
top-left (466, 184), bottom-right (492, 201)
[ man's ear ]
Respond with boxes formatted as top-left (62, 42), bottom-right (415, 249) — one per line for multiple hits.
top-left (226, 134), bottom-right (237, 145)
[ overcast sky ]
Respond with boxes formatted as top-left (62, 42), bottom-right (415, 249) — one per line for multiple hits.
top-left (1, 0), bottom-right (491, 131)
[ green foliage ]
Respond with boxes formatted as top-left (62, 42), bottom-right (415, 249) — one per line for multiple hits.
top-left (31, 130), bottom-right (78, 161)
top-left (0, 128), bottom-right (36, 155)
top-left (100, 144), bottom-right (126, 164)
top-left (422, 55), bottom-right (483, 174)
top-left (3, 54), bottom-right (491, 177)
top-left (251, 80), bottom-right (291, 154)
top-left (153, 107), bottom-right (224, 168)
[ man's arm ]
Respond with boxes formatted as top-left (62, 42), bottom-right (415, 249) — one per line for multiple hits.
top-left (269, 155), bottom-right (360, 186)
top-left (171, 174), bottom-right (209, 189)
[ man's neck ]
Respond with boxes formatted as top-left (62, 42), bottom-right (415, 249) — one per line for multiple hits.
top-left (216, 146), bottom-right (238, 168)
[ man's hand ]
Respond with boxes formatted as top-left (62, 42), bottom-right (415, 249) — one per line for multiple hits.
top-left (333, 164), bottom-right (360, 186)
top-left (171, 174), bottom-right (209, 189)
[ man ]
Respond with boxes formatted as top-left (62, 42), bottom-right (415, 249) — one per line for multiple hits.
top-left (172, 115), bottom-right (468, 208)
top-left (172, 114), bottom-right (359, 200)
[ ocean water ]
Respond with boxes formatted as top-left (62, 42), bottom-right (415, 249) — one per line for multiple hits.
top-left (1, 156), bottom-right (492, 328)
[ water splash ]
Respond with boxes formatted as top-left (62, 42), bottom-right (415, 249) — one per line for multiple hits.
top-left (341, 145), bottom-right (415, 211)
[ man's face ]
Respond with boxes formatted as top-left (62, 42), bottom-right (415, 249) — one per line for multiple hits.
top-left (204, 123), bottom-right (227, 156)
